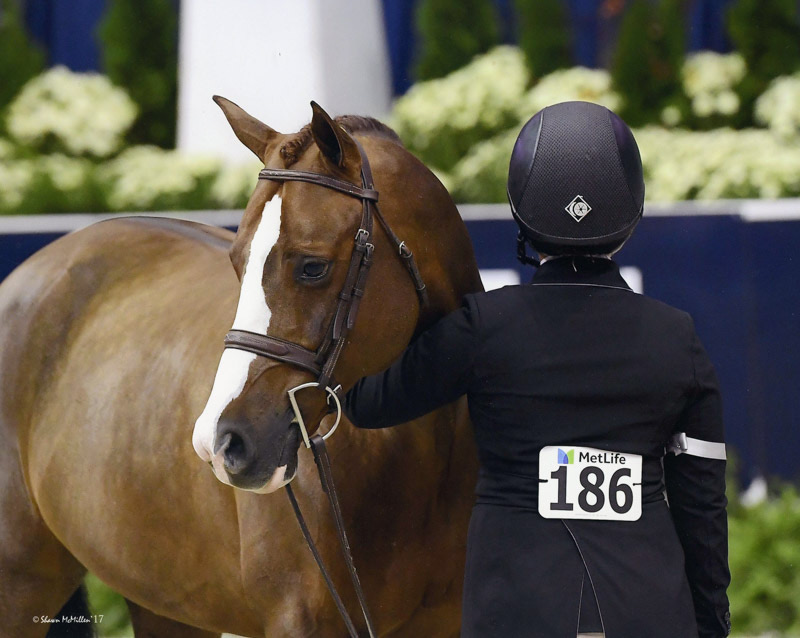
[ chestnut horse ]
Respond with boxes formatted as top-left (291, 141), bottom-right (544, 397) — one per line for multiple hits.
top-left (0, 99), bottom-right (481, 637)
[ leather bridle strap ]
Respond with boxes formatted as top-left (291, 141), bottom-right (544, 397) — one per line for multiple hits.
top-left (285, 481), bottom-right (362, 638)
top-left (223, 330), bottom-right (322, 377)
top-left (258, 167), bottom-right (379, 202)
top-left (224, 139), bottom-right (427, 392)
top-left (286, 434), bottom-right (378, 638)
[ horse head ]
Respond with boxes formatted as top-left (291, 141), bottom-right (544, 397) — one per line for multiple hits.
top-left (192, 97), bottom-right (480, 493)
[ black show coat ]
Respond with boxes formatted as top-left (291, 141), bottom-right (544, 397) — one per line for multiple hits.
top-left (344, 256), bottom-right (730, 638)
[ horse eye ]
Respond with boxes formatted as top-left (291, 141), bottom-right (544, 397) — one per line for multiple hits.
top-left (298, 259), bottom-right (329, 281)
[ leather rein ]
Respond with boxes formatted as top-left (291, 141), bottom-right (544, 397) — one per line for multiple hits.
top-left (223, 139), bottom-right (427, 638)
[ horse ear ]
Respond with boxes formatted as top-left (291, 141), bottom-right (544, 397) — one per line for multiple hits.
top-left (310, 101), bottom-right (361, 170)
top-left (213, 95), bottom-right (280, 162)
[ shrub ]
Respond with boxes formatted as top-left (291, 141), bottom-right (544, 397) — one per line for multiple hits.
top-left (726, 0), bottom-right (800, 127)
top-left (448, 127), bottom-right (518, 204)
top-left (0, 0), bottom-right (45, 125)
top-left (414, 0), bottom-right (499, 81)
top-left (31, 154), bottom-right (100, 213)
top-left (635, 127), bottom-right (800, 201)
top-left (5, 67), bottom-right (137, 158)
top-left (96, 146), bottom-right (221, 211)
top-left (211, 160), bottom-right (261, 209)
top-left (0, 125), bottom-right (260, 215)
top-left (754, 72), bottom-right (800, 141)
top-left (516, 67), bottom-right (620, 120)
top-left (728, 486), bottom-right (800, 635)
top-left (514, 0), bottom-right (572, 79)
top-left (449, 65), bottom-right (621, 203)
top-left (98, 0), bottom-right (179, 148)
top-left (675, 51), bottom-right (747, 130)
top-left (0, 146), bottom-right (101, 215)
top-left (0, 156), bottom-right (35, 213)
top-left (442, 124), bottom-right (800, 204)
top-left (392, 46), bottom-right (529, 171)
top-left (85, 573), bottom-right (132, 636)
top-left (611, 0), bottom-right (685, 127)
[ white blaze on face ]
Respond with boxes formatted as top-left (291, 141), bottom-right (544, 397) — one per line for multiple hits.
top-left (192, 195), bottom-right (283, 475)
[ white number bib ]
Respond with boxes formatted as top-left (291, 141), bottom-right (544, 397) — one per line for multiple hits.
top-left (538, 445), bottom-right (642, 521)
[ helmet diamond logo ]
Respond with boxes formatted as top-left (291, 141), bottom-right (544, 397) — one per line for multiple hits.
top-left (565, 195), bottom-right (592, 222)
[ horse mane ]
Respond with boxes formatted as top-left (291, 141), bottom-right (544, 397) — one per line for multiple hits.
top-left (280, 116), bottom-right (402, 165)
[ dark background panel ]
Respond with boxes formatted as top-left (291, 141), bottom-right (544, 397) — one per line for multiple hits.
top-left (743, 221), bottom-right (800, 482)
top-left (0, 232), bottom-right (63, 280)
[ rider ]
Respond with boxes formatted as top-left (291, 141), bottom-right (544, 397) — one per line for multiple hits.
top-left (344, 101), bottom-right (731, 638)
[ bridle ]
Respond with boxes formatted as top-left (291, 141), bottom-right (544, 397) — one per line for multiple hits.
top-left (224, 138), bottom-right (427, 446)
top-left (223, 138), bottom-right (427, 638)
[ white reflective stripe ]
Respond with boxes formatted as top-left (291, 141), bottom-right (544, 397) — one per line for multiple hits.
top-left (667, 432), bottom-right (727, 460)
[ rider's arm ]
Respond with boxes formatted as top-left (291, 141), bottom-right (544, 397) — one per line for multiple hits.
top-left (664, 322), bottom-right (731, 638)
top-left (343, 296), bottom-right (479, 428)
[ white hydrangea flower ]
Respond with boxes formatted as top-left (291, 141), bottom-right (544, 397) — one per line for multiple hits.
top-left (755, 72), bottom-right (800, 141)
top-left (97, 146), bottom-right (220, 210)
top-left (682, 51), bottom-right (746, 98)
top-left (715, 91), bottom-right (740, 116)
top-left (450, 128), bottom-right (518, 203)
top-left (692, 94), bottom-right (715, 118)
top-left (0, 159), bottom-right (35, 211)
top-left (681, 52), bottom-right (746, 120)
top-left (211, 161), bottom-right (261, 207)
top-left (635, 126), bottom-right (800, 201)
top-left (0, 138), bottom-right (16, 161)
top-left (660, 105), bottom-right (682, 127)
top-left (517, 67), bottom-right (621, 119)
top-left (6, 66), bottom-right (138, 158)
top-left (36, 154), bottom-right (93, 192)
top-left (447, 124), bottom-right (800, 203)
top-left (390, 46), bottom-right (529, 167)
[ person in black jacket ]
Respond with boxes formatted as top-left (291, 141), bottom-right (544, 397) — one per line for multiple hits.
top-left (344, 101), bottom-right (731, 638)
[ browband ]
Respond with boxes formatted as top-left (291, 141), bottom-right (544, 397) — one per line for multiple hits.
top-left (258, 168), bottom-right (379, 202)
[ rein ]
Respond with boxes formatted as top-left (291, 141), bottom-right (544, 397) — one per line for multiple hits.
top-left (223, 139), bottom-right (427, 637)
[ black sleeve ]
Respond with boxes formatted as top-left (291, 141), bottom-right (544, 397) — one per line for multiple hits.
top-left (343, 296), bottom-right (479, 428)
top-left (664, 321), bottom-right (731, 638)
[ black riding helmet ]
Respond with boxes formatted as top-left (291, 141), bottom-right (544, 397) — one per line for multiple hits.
top-left (508, 101), bottom-right (644, 263)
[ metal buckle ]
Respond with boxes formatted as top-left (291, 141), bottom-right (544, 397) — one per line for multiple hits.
top-left (287, 382), bottom-right (343, 449)
top-left (398, 240), bottom-right (408, 256)
top-left (355, 228), bottom-right (370, 243)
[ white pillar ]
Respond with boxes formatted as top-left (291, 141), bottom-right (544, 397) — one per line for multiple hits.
top-left (177, 0), bottom-right (393, 162)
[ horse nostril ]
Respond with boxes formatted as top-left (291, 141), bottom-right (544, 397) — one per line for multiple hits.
top-left (217, 430), bottom-right (250, 475)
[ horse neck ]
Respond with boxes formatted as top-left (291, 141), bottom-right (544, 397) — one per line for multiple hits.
top-left (363, 136), bottom-right (484, 326)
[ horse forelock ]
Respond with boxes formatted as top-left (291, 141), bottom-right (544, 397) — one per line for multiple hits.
top-left (279, 116), bottom-right (402, 166)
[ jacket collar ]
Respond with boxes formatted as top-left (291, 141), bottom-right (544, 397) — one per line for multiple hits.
top-left (530, 256), bottom-right (632, 291)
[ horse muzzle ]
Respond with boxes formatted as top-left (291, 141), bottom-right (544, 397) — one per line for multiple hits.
top-left (211, 413), bottom-right (302, 492)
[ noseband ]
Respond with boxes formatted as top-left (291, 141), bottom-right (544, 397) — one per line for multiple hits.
top-left (222, 138), bottom-right (428, 638)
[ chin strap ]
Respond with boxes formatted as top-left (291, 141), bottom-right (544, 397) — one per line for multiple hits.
top-left (516, 232), bottom-right (540, 267)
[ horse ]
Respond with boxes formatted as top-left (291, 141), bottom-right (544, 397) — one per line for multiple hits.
top-left (0, 98), bottom-right (482, 637)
